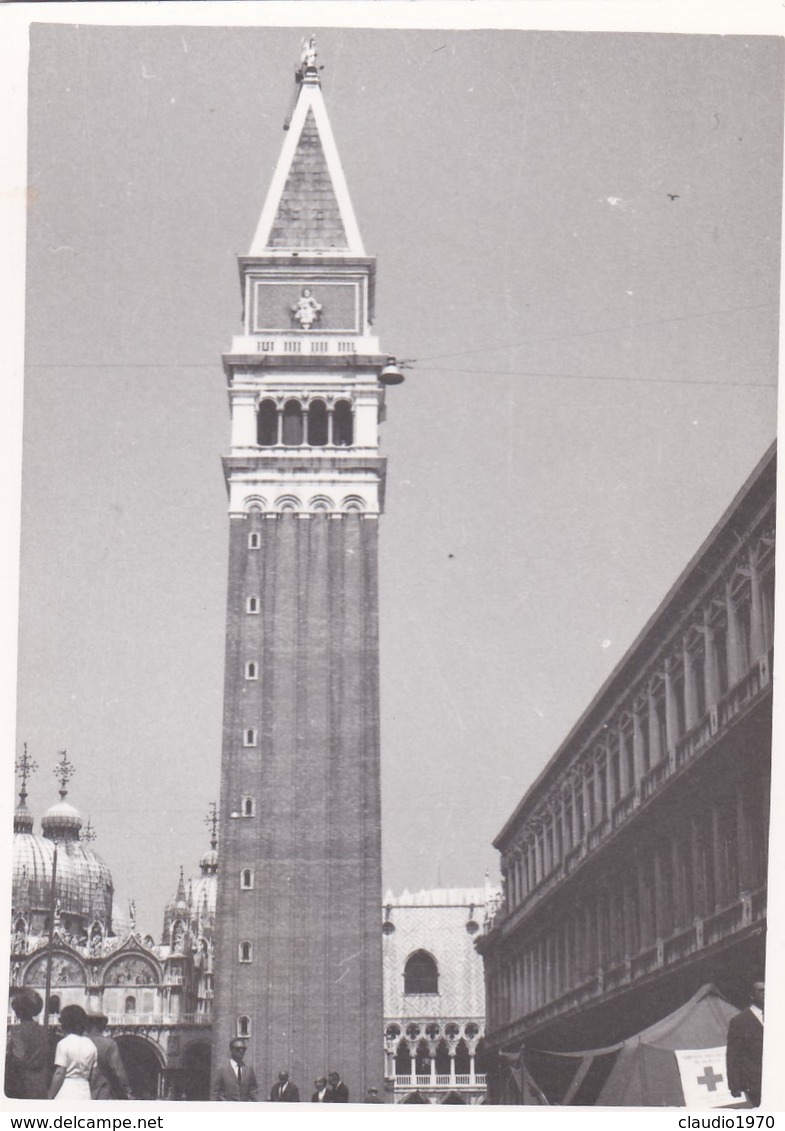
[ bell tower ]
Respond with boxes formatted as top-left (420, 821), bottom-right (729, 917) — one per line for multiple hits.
top-left (212, 40), bottom-right (401, 1097)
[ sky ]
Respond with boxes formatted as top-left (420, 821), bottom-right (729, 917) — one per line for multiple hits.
top-left (6, 19), bottom-right (781, 937)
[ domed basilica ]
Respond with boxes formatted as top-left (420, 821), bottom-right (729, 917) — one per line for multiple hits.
top-left (9, 752), bottom-right (215, 1099)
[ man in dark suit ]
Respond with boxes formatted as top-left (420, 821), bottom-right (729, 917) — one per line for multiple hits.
top-left (727, 981), bottom-right (764, 1107)
top-left (270, 1070), bottom-right (299, 1102)
top-left (325, 1071), bottom-right (349, 1102)
top-left (312, 1076), bottom-right (329, 1102)
top-left (211, 1040), bottom-right (259, 1101)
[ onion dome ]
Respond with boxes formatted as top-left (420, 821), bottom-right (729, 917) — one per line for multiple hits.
top-left (40, 799), bottom-right (83, 840)
top-left (12, 751), bottom-right (114, 936)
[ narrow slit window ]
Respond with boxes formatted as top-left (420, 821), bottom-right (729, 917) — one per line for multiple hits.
top-left (246, 596), bottom-right (259, 615)
top-left (242, 797), bottom-right (256, 817)
top-left (243, 729), bottom-right (257, 747)
top-left (239, 941), bottom-right (252, 963)
top-left (245, 661), bottom-right (257, 680)
top-left (240, 869), bottom-right (254, 890)
top-left (248, 532), bottom-right (260, 549)
top-left (237, 1016), bottom-right (251, 1037)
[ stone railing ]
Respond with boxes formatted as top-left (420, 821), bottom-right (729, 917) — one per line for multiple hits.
top-left (393, 1074), bottom-right (486, 1090)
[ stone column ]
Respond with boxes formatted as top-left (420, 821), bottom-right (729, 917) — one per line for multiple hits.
top-left (582, 769), bottom-right (593, 833)
top-left (533, 832), bottom-right (542, 887)
top-left (561, 791), bottom-right (571, 853)
top-left (606, 746), bottom-right (619, 818)
top-left (749, 550), bottom-right (766, 661)
top-left (665, 665), bottom-right (679, 753)
top-left (711, 803), bottom-right (726, 911)
top-left (632, 708), bottom-right (645, 786)
top-left (593, 755), bottom-right (605, 824)
top-left (648, 686), bottom-right (662, 766)
top-left (725, 579), bottom-right (745, 687)
top-left (703, 612), bottom-right (720, 709)
top-left (618, 727), bottom-right (629, 798)
top-left (683, 640), bottom-right (698, 731)
top-left (571, 779), bottom-right (581, 847)
top-left (652, 842), bottom-right (668, 939)
top-left (671, 833), bottom-right (685, 930)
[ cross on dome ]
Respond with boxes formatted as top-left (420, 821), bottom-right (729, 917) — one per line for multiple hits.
top-left (54, 749), bottom-right (75, 800)
top-left (204, 801), bottom-right (219, 850)
top-left (15, 743), bottom-right (38, 807)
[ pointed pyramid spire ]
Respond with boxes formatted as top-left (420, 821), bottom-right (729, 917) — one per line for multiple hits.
top-left (249, 44), bottom-right (365, 256)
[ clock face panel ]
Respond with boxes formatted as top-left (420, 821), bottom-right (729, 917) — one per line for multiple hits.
top-left (252, 279), bottom-right (360, 333)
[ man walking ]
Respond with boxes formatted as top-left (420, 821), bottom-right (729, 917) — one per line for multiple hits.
top-left (85, 1014), bottom-right (132, 1100)
top-left (727, 980), bottom-right (764, 1107)
top-left (325, 1071), bottom-right (349, 1102)
top-left (270, 1070), bottom-right (299, 1102)
top-left (211, 1040), bottom-right (259, 1101)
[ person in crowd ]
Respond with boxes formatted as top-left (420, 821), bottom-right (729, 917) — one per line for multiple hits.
top-left (311, 1076), bottom-right (329, 1102)
top-left (211, 1039), bottom-right (259, 1101)
top-left (269, 1069), bottom-right (299, 1102)
top-left (727, 980), bottom-right (764, 1107)
top-left (48, 1005), bottom-right (96, 1102)
top-left (364, 1086), bottom-right (383, 1103)
top-left (5, 989), bottom-right (49, 1100)
top-left (325, 1070), bottom-right (349, 1102)
top-left (84, 1014), bottom-right (132, 1100)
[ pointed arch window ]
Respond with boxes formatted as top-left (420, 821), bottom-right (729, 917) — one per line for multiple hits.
top-left (282, 400), bottom-right (304, 446)
top-left (333, 400), bottom-right (353, 446)
top-left (257, 399), bottom-right (278, 447)
top-left (403, 950), bottom-right (439, 995)
top-left (240, 869), bottom-right (254, 890)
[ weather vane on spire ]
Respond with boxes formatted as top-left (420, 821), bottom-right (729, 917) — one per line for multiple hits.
top-left (205, 801), bottom-right (219, 850)
top-left (15, 744), bottom-right (38, 804)
top-left (53, 749), bottom-right (75, 800)
top-left (82, 816), bottom-right (97, 843)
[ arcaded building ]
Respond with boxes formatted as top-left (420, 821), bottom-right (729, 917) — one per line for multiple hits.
top-left (477, 445), bottom-right (774, 1100)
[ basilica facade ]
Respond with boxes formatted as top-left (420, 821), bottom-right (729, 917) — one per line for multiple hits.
top-left (9, 760), bottom-right (216, 1100)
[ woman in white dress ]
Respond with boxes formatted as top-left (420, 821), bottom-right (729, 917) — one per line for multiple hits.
top-left (48, 1005), bottom-right (96, 1102)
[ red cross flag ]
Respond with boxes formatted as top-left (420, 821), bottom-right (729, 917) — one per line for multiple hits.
top-left (675, 1047), bottom-right (736, 1109)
